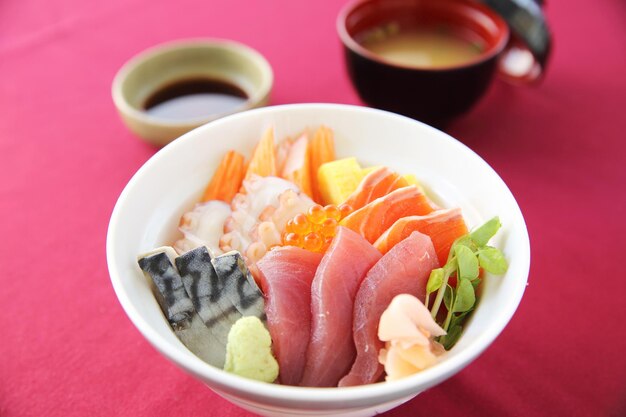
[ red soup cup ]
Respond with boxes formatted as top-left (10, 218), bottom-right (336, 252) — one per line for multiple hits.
top-left (338, 0), bottom-right (510, 126)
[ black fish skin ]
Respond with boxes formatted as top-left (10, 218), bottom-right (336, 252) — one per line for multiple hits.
top-left (211, 251), bottom-right (266, 321)
top-left (138, 248), bottom-right (225, 368)
top-left (138, 252), bottom-right (193, 330)
top-left (175, 247), bottom-right (238, 346)
top-left (176, 247), bottom-right (224, 317)
top-left (137, 247), bottom-right (267, 369)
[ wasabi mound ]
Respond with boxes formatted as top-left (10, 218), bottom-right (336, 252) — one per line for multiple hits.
top-left (224, 316), bottom-right (279, 383)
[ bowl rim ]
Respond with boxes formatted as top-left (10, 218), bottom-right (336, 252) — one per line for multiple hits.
top-left (337, 0), bottom-right (510, 72)
top-left (106, 103), bottom-right (530, 407)
top-left (111, 38), bottom-right (274, 129)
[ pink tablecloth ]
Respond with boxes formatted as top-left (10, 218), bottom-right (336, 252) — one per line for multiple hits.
top-left (1, 1), bottom-right (625, 416)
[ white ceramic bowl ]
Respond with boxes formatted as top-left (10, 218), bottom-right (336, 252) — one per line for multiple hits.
top-left (107, 104), bottom-right (530, 417)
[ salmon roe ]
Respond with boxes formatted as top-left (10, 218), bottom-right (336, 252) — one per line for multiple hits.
top-left (282, 203), bottom-right (354, 252)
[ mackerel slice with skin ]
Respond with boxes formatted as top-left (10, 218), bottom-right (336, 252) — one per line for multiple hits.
top-left (138, 247), bottom-right (225, 367)
top-left (211, 251), bottom-right (266, 322)
top-left (175, 246), bottom-right (238, 363)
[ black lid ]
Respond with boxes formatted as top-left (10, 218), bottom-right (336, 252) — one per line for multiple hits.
top-left (478, 0), bottom-right (552, 82)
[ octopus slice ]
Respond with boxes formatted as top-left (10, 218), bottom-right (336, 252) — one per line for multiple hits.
top-left (174, 200), bottom-right (232, 256)
top-left (220, 176), bottom-right (299, 254)
top-left (246, 189), bottom-right (315, 264)
top-left (220, 176), bottom-right (315, 279)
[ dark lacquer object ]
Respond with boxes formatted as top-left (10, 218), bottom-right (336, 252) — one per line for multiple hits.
top-left (337, 0), bottom-right (551, 127)
top-left (478, 0), bottom-right (551, 82)
top-left (337, 0), bottom-right (551, 126)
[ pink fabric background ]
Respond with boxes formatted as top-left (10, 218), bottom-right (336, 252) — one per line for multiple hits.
top-left (1, 0), bottom-right (625, 416)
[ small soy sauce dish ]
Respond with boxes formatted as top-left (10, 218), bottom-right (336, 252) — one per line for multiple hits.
top-left (112, 39), bottom-right (273, 146)
top-left (337, 0), bottom-right (552, 127)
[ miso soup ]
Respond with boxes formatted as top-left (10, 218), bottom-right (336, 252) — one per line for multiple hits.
top-left (361, 25), bottom-right (484, 68)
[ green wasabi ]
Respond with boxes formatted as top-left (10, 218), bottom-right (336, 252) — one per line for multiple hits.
top-left (224, 316), bottom-right (279, 382)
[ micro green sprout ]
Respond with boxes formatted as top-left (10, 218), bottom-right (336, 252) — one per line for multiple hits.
top-left (425, 217), bottom-right (508, 349)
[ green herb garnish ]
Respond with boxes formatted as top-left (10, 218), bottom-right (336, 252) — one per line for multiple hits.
top-left (426, 216), bottom-right (508, 349)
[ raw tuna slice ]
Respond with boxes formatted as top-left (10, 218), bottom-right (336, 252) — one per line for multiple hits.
top-left (299, 227), bottom-right (382, 387)
top-left (338, 231), bottom-right (440, 387)
top-left (256, 247), bottom-right (323, 385)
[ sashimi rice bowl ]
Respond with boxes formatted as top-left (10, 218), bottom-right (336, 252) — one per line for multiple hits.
top-left (107, 104), bottom-right (530, 417)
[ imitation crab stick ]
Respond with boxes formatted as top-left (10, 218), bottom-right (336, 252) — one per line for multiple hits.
top-left (374, 208), bottom-right (469, 265)
top-left (245, 127), bottom-right (277, 180)
top-left (281, 133), bottom-right (312, 197)
top-left (201, 150), bottom-right (246, 203)
top-left (309, 126), bottom-right (336, 204)
top-left (339, 186), bottom-right (435, 243)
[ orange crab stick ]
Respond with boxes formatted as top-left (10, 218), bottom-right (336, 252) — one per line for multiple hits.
top-left (309, 126), bottom-right (335, 204)
top-left (201, 150), bottom-right (246, 203)
top-left (245, 127), bottom-right (277, 180)
top-left (281, 133), bottom-right (313, 197)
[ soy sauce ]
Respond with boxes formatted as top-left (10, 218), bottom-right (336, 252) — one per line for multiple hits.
top-left (144, 78), bottom-right (248, 121)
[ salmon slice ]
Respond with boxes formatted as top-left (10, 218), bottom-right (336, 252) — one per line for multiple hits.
top-left (299, 227), bottom-right (382, 387)
top-left (343, 167), bottom-right (409, 211)
top-left (256, 246), bottom-right (323, 386)
top-left (245, 127), bottom-right (277, 180)
top-left (309, 126), bottom-right (335, 204)
top-left (374, 208), bottom-right (469, 265)
top-left (339, 186), bottom-right (435, 244)
top-left (201, 150), bottom-right (245, 203)
top-left (281, 133), bottom-right (312, 197)
top-left (338, 231), bottom-right (440, 387)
